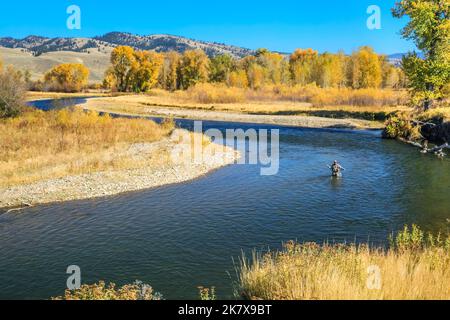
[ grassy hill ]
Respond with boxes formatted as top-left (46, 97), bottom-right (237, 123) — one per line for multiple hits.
top-left (0, 47), bottom-right (111, 83)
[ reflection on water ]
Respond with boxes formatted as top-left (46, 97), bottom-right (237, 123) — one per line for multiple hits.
top-left (1, 102), bottom-right (449, 299)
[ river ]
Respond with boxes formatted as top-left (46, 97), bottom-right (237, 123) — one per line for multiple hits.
top-left (0, 99), bottom-right (449, 299)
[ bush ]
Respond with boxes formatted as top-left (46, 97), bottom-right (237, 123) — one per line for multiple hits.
top-left (183, 83), bottom-right (245, 104)
top-left (383, 112), bottom-right (421, 140)
top-left (0, 66), bottom-right (26, 118)
top-left (53, 281), bottom-right (163, 300)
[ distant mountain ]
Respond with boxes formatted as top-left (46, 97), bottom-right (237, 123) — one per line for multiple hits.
top-left (0, 32), bottom-right (254, 58)
top-left (388, 52), bottom-right (424, 66)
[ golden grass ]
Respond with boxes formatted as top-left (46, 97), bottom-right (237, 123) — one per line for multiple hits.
top-left (417, 106), bottom-right (450, 122)
top-left (239, 225), bottom-right (450, 300)
top-left (175, 83), bottom-right (408, 109)
top-left (0, 108), bottom-right (174, 188)
top-left (145, 84), bottom-right (410, 121)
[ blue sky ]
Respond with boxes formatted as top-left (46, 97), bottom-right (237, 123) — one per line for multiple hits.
top-left (0, 0), bottom-right (415, 54)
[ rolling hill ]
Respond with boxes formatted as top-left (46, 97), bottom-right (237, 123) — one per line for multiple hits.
top-left (0, 32), bottom-right (254, 82)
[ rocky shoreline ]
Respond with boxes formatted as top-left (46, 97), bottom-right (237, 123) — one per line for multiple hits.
top-left (0, 130), bottom-right (239, 211)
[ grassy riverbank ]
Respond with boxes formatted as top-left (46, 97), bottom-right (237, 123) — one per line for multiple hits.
top-left (0, 108), bottom-right (238, 208)
top-left (239, 225), bottom-right (450, 300)
top-left (0, 108), bottom-right (174, 188)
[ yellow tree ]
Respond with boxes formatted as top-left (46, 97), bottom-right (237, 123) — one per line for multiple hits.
top-left (289, 49), bottom-right (318, 85)
top-left (313, 52), bottom-right (347, 88)
top-left (247, 63), bottom-right (266, 89)
top-left (110, 46), bottom-right (136, 92)
top-left (228, 70), bottom-right (249, 88)
top-left (178, 50), bottom-right (210, 89)
top-left (350, 46), bottom-right (382, 89)
top-left (44, 63), bottom-right (89, 92)
top-left (255, 49), bottom-right (287, 85)
top-left (131, 51), bottom-right (163, 92)
top-left (159, 51), bottom-right (181, 91)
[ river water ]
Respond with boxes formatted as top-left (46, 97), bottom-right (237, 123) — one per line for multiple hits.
top-left (0, 99), bottom-right (449, 299)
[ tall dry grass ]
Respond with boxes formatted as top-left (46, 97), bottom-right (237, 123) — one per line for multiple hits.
top-left (239, 225), bottom-right (450, 300)
top-left (0, 108), bottom-right (174, 187)
top-left (174, 83), bottom-right (408, 108)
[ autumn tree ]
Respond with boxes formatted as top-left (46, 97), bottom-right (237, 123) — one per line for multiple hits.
top-left (289, 49), bottom-right (318, 85)
top-left (177, 50), bottom-right (210, 89)
top-left (393, 0), bottom-right (450, 109)
top-left (247, 63), bottom-right (266, 89)
top-left (110, 46), bottom-right (136, 92)
top-left (350, 46), bottom-right (382, 89)
top-left (228, 69), bottom-right (249, 88)
top-left (44, 63), bottom-right (90, 92)
top-left (255, 49), bottom-right (288, 85)
top-left (159, 51), bottom-right (181, 91)
top-left (131, 51), bottom-right (163, 92)
top-left (209, 54), bottom-right (235, 83)
top-left (313, 52), bottom-right (347, 88)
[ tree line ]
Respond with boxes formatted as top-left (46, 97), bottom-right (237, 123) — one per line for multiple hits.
top-left (103, 45), bottom-right (407, 93)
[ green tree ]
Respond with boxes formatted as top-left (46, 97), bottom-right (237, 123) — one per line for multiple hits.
top-left (209, 54), bottom-right (234, 83)
top-left (393, 0), bottom-right (450, 109)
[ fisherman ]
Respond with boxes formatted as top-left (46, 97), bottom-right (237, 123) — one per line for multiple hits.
top-left (330, 160), bottom-right (345, 177)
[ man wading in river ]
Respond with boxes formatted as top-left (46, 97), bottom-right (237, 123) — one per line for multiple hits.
top-left (329, 160), bottom-right (345, 177)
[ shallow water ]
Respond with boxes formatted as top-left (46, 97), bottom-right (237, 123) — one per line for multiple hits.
top-left (1, 100), bottom-right (449, 299)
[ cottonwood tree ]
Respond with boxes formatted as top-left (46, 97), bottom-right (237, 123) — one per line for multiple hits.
top-left (289, 49), bottom-right (318, 86)
top-left (350, 46), bottom-right (382, 89)
top-left (393, 0), bottom-right (450, 110)
top-left (131, 51), bottom-right (163, 93)
top-left (44, 63), bottom-right (90, 92)
top-left (177, 50), bottom-right (210, 89)
top-left (209, 54), bottom-right (235, 83)
top-left (160, 51), bottom-right (181, 91)
top-left (110, 46), bottom-right (136, 92)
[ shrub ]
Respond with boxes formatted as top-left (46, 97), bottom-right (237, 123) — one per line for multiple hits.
top-left (184, 83), bottom-right (245, 104)
top-left (53, 281), bottom-right (163, 300)
top-left (0, 66), bottom-right (26, 118)
top-left (383, 112), bottom-right (421, 140)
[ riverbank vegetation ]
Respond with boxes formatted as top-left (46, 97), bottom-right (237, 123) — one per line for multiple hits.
top-left (238, 225), bottom-right (450, 300)
top-left (0, 107), bottom-right (174, 188)
top-left (0, 61), bottom-right (26, 118)
top-left (53, 281), bottom-right (163, 300)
